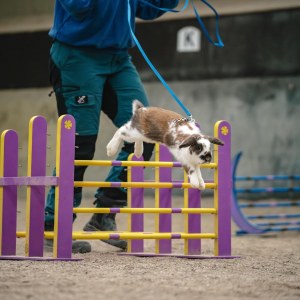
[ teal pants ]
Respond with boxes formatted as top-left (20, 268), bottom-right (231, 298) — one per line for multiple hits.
top-left (45, 41), bottom-right (154, 223)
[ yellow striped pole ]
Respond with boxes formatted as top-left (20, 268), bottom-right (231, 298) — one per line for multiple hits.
top-left (73, 207), bottom-right (217, 214)
top-left (154, 144), bottom-right (160, 254)
top-left (74, 181), bottom-right (216, 189)
top-left (127, 153), bottom-right (133, 253)
top-left (70, 232), bottom-right (217, 240)
top-left (74, 159), bottom-right (216, 169)
top-left (16, 231), bottom-right (217, 240)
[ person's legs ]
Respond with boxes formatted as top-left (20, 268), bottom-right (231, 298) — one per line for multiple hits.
top-left (45, 41), bottom-right (108, 253)
top-left (100, 53), bottom-right (155, 198)
top-left (83, 54), bottom-right (155, 246)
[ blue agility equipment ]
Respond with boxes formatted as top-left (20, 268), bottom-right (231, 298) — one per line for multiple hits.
top-left (231, 152), bottom-right (300, 235)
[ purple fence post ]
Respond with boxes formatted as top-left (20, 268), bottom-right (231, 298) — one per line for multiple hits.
top-left (25, 116), bottom-right (47, 257)
top-left (214, 120), bottom-right (231, 256)
top-left (156, 145), bottom-right (172, 254)
top-left (0, 130), bottom-right (18, 256)
top-left (53, 115), bottom-right (75, 259)
top-left (187, 188), bottom-right (201, 255)
top-left (129, 155), bottom-right (144, 253)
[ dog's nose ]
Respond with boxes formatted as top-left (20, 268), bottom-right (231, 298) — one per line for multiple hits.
top-left (200, 152), bottom-right (212, 162)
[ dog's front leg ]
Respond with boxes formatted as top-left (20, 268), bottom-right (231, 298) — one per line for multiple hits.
top-left (195, 166), bottom-right (205, 190)
top-left (106, 127), bottom-right (125, 157)
top-left (185, 166), bottom-right (205, 190)
top-left (184, 165), bottom-right (203, 190)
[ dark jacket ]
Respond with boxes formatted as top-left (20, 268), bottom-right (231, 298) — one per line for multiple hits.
top-left (49, 0), bottom-right (179, 49)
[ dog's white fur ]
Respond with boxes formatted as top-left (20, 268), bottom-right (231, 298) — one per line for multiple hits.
top-left (107, 100), bottom-right (224, 189)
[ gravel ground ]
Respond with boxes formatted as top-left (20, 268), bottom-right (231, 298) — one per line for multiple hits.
top-left (0, 196), bottom-right (299, 300)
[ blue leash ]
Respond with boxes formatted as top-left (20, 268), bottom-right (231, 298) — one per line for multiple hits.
top-left (138, 0), bottom-right (224, 47)
top-left (127, 1), bottom-right (193, 119)
top-left (128, 0), bottom-right (224, 119)
top-left (192, 0), bottom-right (224, 47)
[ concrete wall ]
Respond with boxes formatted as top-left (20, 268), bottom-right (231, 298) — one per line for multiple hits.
top-left (0, 75), bottom-right (299, 180)
top-left (0, 6), bottom-right (299, 197)
top-left (1, 10), bottom-right (300, 89)
top-left (0, 0), bottom-right (53, 17)
top-left (1, 0), bottom-right (300, 20)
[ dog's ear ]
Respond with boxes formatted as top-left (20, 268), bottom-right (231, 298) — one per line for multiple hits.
top-left (179, 135), bottom-right (200, 149)
top-left (206, 136), bottom-right (224, 146)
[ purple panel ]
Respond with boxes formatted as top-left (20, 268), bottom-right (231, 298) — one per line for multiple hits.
top-left (217, 121), bottom-right (232, 256)
top-left (0, 176), bottom-right (58, 186)
top-left (130, 155), bottom-right (144, 252)
top-left (158, 145), bottom-right (172, 254)
top-left (109, 233), bottom-right (121, 239)
top-left (110, 208), bottom-right (121, 213)
top-left (173, 162), bottom-right (182, 167)
top-left (27, 116), bottom-right (47, 257)
top-left (55, 115), bottom-right (75, 259)
top-left (112, 161), bottom-right (122, 166)
top-left (0, 255), bottom-right (82, 261)
top-left (119, 252), bottom-right (238, 259)
top-left (171, 234), bottom-right (181, 239)
top-left (187, 188), bottom-right (201, 255)
top-left (173, 182), bottom-right (183, 188)
top-left (1, 130), bottom-right (18, 256)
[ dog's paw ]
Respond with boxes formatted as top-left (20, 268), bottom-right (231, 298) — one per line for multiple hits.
top-left (190, 182), bottom-right (206, 190)
top-left (106, 142), bottom-right (118, 157)
top-left (198, 181), bottom-right (206, 190)
top-left (197, 176), bottom-right (206, 190)
top-left (189, 174), bottom-right (205, 190)
top-left (106, 147), bottom-right (116, 157)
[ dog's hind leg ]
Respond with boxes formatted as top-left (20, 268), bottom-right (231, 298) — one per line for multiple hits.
top-left (134, 141), bottom-right (144, 158)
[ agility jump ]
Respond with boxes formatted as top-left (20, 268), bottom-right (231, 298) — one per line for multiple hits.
top-left (231, 152), bottom-right (300, 235)
top-left (0, 115), bottom-right (76, 260)
top-left (0, 115), bottom-right (233, 260)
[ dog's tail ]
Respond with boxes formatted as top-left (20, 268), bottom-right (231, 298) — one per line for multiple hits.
top-left (132, 99), bottom-right (144, 114)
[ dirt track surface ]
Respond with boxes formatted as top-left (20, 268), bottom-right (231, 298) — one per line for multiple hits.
top-left (0, 197), bottom-right (299, 300)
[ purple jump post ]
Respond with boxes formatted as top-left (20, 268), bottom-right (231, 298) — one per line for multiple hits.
top-left (215, 120), bottom-right (232, 256)
top-left (128, 154), bottom-right (144, 253)
top-left (187, 187), bottom-right (201, 255)
top-left (53, 115), bottom-right (75, 259)
top-left (0, 130), bottom-right (18, 256)
top-left (25, 116), bottom-right (47, 257)
top-left (156, 145), bottom-right (172, 254)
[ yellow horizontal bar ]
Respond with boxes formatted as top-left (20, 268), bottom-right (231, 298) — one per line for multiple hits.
top-left (74, 160), bottom-right (217, 169)
top-left (74, 181), bottom-right (216, 189)
top-left (16, 231), bottom-right (53, 238)
top-left (71, 231), bottom-right (217, 240)
top-left (73, 207), bottom-right (217, 214)
top-left (198, 163), bottom-right (216, 169)
top-left (16, 231), bottom-right (26, 238)
top-left (75, 160), bottom-right (119, 167)
top-left (16, 231), bottom-right (217, 240)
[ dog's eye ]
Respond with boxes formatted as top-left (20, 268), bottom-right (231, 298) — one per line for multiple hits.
top-left (195, 144), bottom-right (202, 150)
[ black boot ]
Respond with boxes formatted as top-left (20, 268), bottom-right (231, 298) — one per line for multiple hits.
top-left (83, 195), bottom-right (127, 250)
top-left (44, 222), bottom-right (91, 254)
